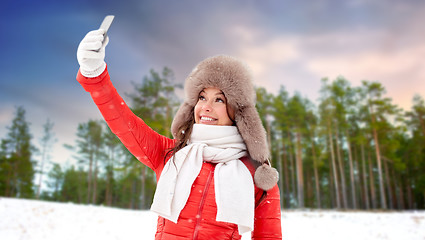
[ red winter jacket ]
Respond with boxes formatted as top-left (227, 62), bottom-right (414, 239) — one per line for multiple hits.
top-left (77, 68), bottom-right (282, 239)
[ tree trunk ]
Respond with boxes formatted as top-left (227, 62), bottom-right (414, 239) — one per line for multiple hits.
top-left (370, 114), bottom-right (387, 209)
top-left (306, 167), bottom-right (313, 207)
top-left (36, 142), bottom-right (47, 199)
top-left (328, 156), bottom-right (336, 208)
top-left (309, 130), bottom-right (321, 208)
top-left (383, 158), bottom-right (393, 209)
top-left (353, 145), bottom-right (361, 209)
top-left (418, 113), bottom-right (425, 138)
top-left (130, 180), bottom-right (136, 209)
top-left (282, 141), bottom-right (291, 209)
top-left (108, 166), bottom-right (114, 206)
top-left (345, 130), bottom-right (357, 209)
top-left (288, 130), bottom-right (297, 207)
top-left (105, 151), bottom-right (113, 206)
top-left (77, 170), bottom-right (84, 203)
top-left (87, 154), bottom-right (93, 204)
top-left (361, 143), bottom-right (370, 209)
top-left (12, 159), bottom-right (19, 197)
top-left (5, 164), bottom-right (12, 197)
top-left (393, 168), bottom-right (404, 209)
top-left (266, 120), bottom-right (272, 154)
top-left (335, 128), bottom-right (348, 208)
top-left (106, 147), bottom-right (115, 206)
top-left (105, 167), bottom-right (111, 206)
top-left (295, 130), bottom-right (304, 208)
top-left (368, 151), bottom-right (377, 209)
top-left (406, 176), bottom-right (413, 209)
top-left (92, 157), bottom-right (98, 204)
top-left (277, 142), bottom-right (284, 208)
top-left (328, 120), bottom-right (341, 208)
top-left (166, 104), bottom-right (171, 138)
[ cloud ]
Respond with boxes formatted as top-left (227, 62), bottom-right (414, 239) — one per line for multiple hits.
top-left (306, 43), bottom-right (425, 81)
top-left (205, 13), bottom-right (425, 111)
top-left (302, 28), bottom-right (425, 110)
top-left (0, 106), bottom-right (14, 127)
top-left (231, 26), bottom-right (299, 78)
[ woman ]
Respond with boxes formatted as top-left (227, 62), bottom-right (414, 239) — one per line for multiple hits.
top-left (77, 29), bottom-right (282, 239)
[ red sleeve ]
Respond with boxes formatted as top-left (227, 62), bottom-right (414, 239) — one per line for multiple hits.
top-left (76, 67), bottom-right (176, 173)
top-left (252, 184), bottom-right (282, 239)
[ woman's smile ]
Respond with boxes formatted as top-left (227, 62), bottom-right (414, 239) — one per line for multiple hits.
top-left (199, 115), bottom-right (217, 123)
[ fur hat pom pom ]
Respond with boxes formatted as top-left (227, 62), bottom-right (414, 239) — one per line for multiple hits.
top-left (254, 163), bottom-right (279, 191)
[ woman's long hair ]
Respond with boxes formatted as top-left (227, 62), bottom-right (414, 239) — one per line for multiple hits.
top-left (164, 107), bottom-right (195, 163)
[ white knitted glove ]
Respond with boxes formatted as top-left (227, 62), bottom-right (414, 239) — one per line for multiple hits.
top-left (77, 29), bottom-right (109, 77)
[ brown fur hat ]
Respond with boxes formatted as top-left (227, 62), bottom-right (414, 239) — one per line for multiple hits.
top-left (171, 55), bottom-right (278, 190)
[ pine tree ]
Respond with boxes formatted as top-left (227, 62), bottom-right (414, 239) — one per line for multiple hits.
top-left (0, 106), bottom-right (35, 198)
top-left (61, 165), bottom-right (87, 203)
top-left (36, 118), bottom-right (56, 199)
top-left (46, 163), bottom-right (63, 201)
top-left (360, 81), bottom-right (401, 209)
top-left (67, 120), bottom-right (104, 204)
top-left (319, 79), bottom-right (341, 208)
top-left (305, 108), bottom-right (322, 208)
top-left (404, 95), bottom-right (425, 208)
top-left (287, 93), bottom-right (309, 208)
top-left (272, 87), bottom-right (292, 208)
top-left (329, 77), bottom-right (357, 208)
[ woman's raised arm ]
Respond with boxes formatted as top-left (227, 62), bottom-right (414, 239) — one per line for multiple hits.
top-left (76, 30), bottom-right (176, 173)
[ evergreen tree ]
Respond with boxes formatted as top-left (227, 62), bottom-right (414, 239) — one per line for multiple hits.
top-left (67, 120), bottom-right (104, 204)
top-left (286, 93), bottom-right (309, 208)
top-left (0, 106), bottom-right (35, 198)
top-left (36, 118), bottom-right (56, 199)
top-left (61, 165), bottom-right (87, 203)
top-left (304, 106), bottom-right (322, 208)
top-left (129, 67), bottom-right (181, 137)
top-left (46, 163), bottom-right (64, 201)
top-left (319, 79), bottom-right (341, 208)
top-left (404, 95), bottom-right (425, 207)
top-left (360, 81), bottom-right (401, 209)
top-left (271, 87), bottom-right (293, 208)
top-left (328, 77), bottom-right (358, 208)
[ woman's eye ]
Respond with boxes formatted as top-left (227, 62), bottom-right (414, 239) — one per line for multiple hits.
top-left (216, 98), bottom-right (224, 103)
top-left (199, 95), bottom-right (206, 101)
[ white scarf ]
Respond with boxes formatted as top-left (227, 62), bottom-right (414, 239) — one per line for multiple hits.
top-left (151, 124), bottom-right (254, 234)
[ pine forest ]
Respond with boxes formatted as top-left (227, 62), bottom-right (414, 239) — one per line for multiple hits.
top-left (1, 67), bottom-right (424, 210)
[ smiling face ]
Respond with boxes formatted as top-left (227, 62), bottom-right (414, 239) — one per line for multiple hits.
top-left (194, 87), bottom-right (234, 126)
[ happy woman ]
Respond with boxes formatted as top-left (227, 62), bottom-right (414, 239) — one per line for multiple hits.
top-left (76, 28), bottom-right (282, 239)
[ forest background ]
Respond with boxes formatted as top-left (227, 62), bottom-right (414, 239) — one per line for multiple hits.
top-left (1, 0), bottom-right (425, 211)
top-left (1, 68), bottom-right (424, 210)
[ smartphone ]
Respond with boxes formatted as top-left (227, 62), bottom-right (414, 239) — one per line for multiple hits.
top-left (98, 15), bottom-right (114, 51)
top-left (99, 15), bottom-right (114, 34)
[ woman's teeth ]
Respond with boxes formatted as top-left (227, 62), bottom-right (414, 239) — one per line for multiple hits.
top-left (201, 116), bottom-right (215, 121)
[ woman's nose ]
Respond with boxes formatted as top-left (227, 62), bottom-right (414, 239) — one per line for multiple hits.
top-left (202, 102), bottom-right (212, 112)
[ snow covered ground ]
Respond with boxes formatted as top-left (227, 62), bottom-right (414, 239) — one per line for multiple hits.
top-left (1, 197), bottom-right (424, 240)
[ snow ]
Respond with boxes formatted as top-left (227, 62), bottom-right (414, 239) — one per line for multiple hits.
top-left (1, 197), bottom-right (424, 240)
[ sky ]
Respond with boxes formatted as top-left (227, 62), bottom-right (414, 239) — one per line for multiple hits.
top-left (0, 0), bottom-right (424, 168)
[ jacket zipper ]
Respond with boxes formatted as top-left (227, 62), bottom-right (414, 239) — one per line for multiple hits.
top-left (192, 167), bottom-right (214, 240)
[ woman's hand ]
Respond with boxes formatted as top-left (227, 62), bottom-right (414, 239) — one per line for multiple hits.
top-left (77, 29), bottom-right (109, 77)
